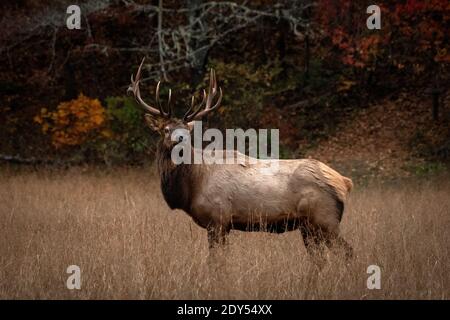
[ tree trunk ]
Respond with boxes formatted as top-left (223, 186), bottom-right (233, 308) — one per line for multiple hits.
top-left (186, 0), bottom-right (209, 86)
top-left (432, 88), bottom-right (440, 121)
top-left (304, 34), bottom-right (310, 85)
top-left (63, 61), bottom-right (76, 100)
top-left (158, 0), bottom-right (168, 81)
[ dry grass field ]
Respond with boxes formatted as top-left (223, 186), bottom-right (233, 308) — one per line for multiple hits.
top-left (0, 166), bottom-right (449, 299)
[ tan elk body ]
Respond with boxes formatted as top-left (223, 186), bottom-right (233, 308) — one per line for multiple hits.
top-left (129, 59), bottom-right (354, 259)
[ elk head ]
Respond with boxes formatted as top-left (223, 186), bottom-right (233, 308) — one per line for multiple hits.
top-left (127, 58), bottom-right (223, 150)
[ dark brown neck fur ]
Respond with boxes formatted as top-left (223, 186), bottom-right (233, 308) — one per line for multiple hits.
top-left (156, 140), bottom-right (197, 213)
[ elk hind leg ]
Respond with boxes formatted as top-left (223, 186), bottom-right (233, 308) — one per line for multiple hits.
top-left (323, 233), bottom-right (354, 260)
top-left (298, 219), bottom-right (328, 268)
top-left (299, 191), bottom-right (353, 261)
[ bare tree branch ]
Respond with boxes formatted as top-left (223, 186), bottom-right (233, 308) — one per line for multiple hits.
top-left (1, 0), bottom-right (317, 81)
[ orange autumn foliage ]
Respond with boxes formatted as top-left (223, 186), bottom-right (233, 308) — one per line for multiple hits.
top-left (34, 94), bottom-right (106, 148)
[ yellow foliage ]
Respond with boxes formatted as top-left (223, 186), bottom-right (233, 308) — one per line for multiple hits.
top-left (33, 115), bottom-right (42, 124)
top-left (337, 78), bottom-right (356, 92)
top-left (34, 93), bottom-right (106, 148)
top-left (100, 129), bottom-right (113, 138)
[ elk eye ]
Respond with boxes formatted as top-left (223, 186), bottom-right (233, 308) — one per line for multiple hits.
top-left (164, 127), bottom-right (170, 134)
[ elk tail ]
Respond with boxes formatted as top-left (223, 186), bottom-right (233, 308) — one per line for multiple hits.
top-left (317, 162), bottom-right (353, 201)
top-left (343, 176), bottom-right (353, 193)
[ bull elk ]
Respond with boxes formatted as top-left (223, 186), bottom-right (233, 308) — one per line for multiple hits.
top-left (128, 59), bottom-right (354, 261)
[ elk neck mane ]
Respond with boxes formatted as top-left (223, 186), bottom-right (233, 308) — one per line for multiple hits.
top-left (156, 140), bottom-right (200, 213)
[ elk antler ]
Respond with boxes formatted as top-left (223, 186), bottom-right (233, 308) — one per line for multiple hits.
top-left (184, 69), bottom-right (223, 122)
top-left (127, 58), bottom-right (172, 118)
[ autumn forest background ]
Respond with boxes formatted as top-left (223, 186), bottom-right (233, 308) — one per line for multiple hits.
top-left (0, 0), bottom-right (449, 180)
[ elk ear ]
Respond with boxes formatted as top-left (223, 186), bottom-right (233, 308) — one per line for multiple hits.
top-left (144, 114), bottom-right (162, 132)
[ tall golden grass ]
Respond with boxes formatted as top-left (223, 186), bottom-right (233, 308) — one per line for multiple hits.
top-left (0, 166), bottom-right (449, 299)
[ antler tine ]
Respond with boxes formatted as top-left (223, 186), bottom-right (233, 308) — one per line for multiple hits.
top-left (186, 68), bottom-right (223, 121)
top-left (128, 58), bottom-right (169, 118)
top-left (154, 81), bottom-right (163, 116)
top-left (183, 96), bottom-right (195, 120)
top-left (155, 80), bottom-right (172, 117)
top-left (205, 69), bottom-right (216, 109)
top-left (167, 89), bottom-right (172, 117)
top-left (204, 87), bottom-right (222, 112)
top-left (184, 89), bottom-right (207, 121)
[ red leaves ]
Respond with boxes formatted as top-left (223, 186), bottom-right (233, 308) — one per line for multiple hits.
top-left (316, 0), bottom-right (448, 70)
top-left (396, 0), bottom-right (448, 17)
top-left (393, 0), bottom-right (448, 57)
top-left (403, 0), bottom-right (425, 15)
top-left (329, 27), bottom-right (382, 68)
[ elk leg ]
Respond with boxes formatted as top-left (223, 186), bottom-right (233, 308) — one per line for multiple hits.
top-left (300, 226), bottom-right (354, 265)
top-left (324, 233), bottom-right (354, 260)
top-left (206, 225), bottom-right (229, 273)
top-left (207, 225), bottom-right (228, 248)
top-left (298, 219), bottom-right (327, 267)
top-left (299, 193), bottom-right (353, 261)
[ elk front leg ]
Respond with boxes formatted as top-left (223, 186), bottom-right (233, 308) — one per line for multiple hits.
top-left (207, 226), bottom-right (229, 283)
top-left (206, 225), bottom-right (229, 272)
top-left (207, 225), bottom-right (228, 249)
